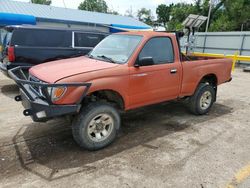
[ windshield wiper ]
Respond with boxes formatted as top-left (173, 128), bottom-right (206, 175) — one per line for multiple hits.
top-left (97, 55), bottom-right (117, 64)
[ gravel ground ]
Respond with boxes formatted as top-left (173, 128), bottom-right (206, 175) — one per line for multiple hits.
top-left (0, 69), bottom-right (250, 188)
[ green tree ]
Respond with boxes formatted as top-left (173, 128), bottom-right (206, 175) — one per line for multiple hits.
top-left (137, 8), bottom-right (154, 26)
top-left (156, 4), bottom-right (173, 27)
top-left (209, 13), bottom-right (233, 31)
top-left (158, 0), bottom-right (250, 32)
top-left (194, 0), bottom-right (225, 31)
top-left (167, 3), bottom-right (197, 30)
top-left (208, 0), bottom-right (250, 31)
top-left (223, 0), bottom-right (250, 31)
top-left (78, 0), bottom-right (108, 13)
top-left (31, 0), bottom-right (51, 5)
top-left (159, 0), bottom-right (226, 31)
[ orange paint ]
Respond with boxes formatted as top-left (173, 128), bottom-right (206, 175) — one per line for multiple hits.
top-left (29, 31), bottom-right (233, 110)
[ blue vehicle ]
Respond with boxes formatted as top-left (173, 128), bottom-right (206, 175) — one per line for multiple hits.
top-left (0, 25), bottom-right (108, 77)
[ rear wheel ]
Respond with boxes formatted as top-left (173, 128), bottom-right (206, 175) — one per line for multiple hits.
top-left (72, 102), bottom-right (120, 150)
top-left (188, 83), bottom-right (216, 115)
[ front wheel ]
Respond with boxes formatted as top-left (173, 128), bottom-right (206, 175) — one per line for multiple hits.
top-left (188, 83), bottom-right (216, 115)
top-left (72, 102), bottom-right (120, 150)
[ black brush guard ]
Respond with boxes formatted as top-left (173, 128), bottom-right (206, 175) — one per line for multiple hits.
top-left (8, 66), bottom-right (91, 122)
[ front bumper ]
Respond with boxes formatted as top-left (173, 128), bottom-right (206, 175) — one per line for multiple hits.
top-left (19, 86), bottom-right (81, 122)
top-left (8, 66), bottom-right (91, 122)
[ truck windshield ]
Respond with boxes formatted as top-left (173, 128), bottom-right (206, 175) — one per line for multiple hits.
top-left (89, 34), bottom-right (142, 64)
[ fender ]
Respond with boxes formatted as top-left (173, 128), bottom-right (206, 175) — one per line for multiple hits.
top-left (86, 76), bottom-right (129, 109)
top-left (55, 75), bottom-right (129, 108)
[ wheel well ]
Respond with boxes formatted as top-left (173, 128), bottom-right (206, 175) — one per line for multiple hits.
top-left (200, 74), bottom-right (218, 86)
top-left (199, 74), bottom-right (218, 102)
top-left (85, 90), bottom-right (125, 110)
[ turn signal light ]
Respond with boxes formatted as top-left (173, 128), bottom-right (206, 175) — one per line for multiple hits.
top-left (47, 86), bottom-right (67, 102)
top-left (54, 87), bottom-right (66, 98)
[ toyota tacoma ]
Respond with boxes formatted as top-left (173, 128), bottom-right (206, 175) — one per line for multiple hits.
top-left (9, 31), bottom-right (233, 150)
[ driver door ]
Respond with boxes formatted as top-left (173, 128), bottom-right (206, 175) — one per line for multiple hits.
top-left (128, 37), bottom-right (181, 109)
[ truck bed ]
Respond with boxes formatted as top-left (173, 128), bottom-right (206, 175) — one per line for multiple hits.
top-left (180, 55), bottom-right (233, 97)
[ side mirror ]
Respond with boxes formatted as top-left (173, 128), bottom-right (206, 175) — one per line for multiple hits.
top-left (135, 57), bottom-right (154, 67)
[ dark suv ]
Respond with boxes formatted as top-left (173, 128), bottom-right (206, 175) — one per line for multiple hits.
top-left (0, 25), bottom-right (108, 77)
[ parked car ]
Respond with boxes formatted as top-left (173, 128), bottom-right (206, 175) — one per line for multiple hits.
top-left (0, 25), bottom-right (108, 77)
top-left (9, 31), bottom-right (233, 150)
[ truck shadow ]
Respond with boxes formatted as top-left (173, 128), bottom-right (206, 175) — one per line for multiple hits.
top-left (0, 83), bottom-right (19, 98)
top-left (10, 101), bottom-right (233, 181)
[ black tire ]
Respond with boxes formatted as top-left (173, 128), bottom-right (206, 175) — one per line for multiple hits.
top-left (72, 102), bottom-right (120, 150)
top-left (188, 83), bottom-right (216, 115)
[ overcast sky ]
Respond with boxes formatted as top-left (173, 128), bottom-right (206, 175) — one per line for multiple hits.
top-left (14, 0), bottom-right (193, 17)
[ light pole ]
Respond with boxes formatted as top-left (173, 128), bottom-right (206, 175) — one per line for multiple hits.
top-left (205, 0), bottom-right (213, 32)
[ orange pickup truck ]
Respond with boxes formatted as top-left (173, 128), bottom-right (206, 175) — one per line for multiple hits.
top-left (9, 31), bottom-right (232, 150)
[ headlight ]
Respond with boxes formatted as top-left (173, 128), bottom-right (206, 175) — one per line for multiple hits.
top-left (47, 86), bottom-right (67, 102)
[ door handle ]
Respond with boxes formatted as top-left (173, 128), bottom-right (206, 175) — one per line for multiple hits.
top-left (170, 69), bottom-right (177, 74)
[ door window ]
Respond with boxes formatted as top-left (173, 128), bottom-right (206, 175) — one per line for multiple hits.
top-left (139, 37), bottom-right (174, 65)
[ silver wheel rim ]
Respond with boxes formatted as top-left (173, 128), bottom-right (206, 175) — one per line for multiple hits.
top-left (87, 113), bottom-right (114, 142)
top-left (200, 91), bottom-right (212, 110)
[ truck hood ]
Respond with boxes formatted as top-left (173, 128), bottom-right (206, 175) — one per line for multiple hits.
top-left (29, 56), bottom-right (118, 83)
